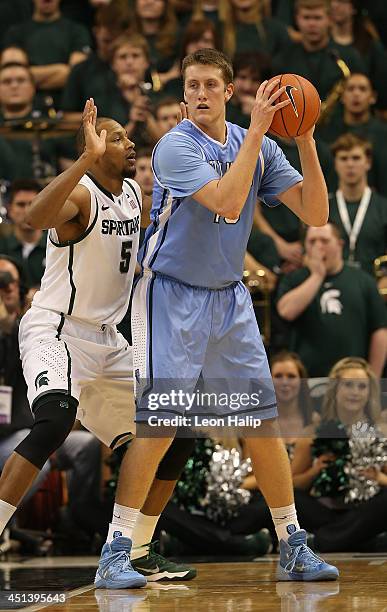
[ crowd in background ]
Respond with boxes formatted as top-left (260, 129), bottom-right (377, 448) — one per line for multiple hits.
top-left (0, 0), bottom-right (387, 557)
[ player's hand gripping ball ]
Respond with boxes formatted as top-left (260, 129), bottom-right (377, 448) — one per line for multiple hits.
top-left (268, 74), bottom-right (321, 138)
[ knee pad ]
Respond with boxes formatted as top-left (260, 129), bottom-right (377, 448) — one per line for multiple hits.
top-left (15, 394), bottom-right (78, 469)
top-left (156, 438), bottom-right (196, 481)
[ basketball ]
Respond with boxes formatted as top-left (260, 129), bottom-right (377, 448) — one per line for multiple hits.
top-left (268, 74), bottom-right (321, 138)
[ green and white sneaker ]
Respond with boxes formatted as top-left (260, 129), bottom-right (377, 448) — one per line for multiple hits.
top-left (131, 542), bottom-right (197, 582)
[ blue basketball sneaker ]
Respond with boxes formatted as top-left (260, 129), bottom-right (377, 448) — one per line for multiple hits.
top-left (277, 530), bottom-right (339, 581)
top-left (95, 536), bottom-right (147, 589)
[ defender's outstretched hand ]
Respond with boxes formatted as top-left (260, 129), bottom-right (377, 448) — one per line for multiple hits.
top-left (177, 101), bottom-right (189, 124)
top-left (83, 98), bottom-right (107, 161)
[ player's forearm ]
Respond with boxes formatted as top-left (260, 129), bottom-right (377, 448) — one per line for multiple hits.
top-left (368, 328), bottom-right (387, 377)
top-left (296, 138), bottom-right (328, 226)
top-left (26, 152), bottom-right (94, 229)
top-left (215, 128), bottom-right (264, 219)
top-left (277, 272), bottom-right (324, 321)
top-left (31, 64), bottom-right (70, 89)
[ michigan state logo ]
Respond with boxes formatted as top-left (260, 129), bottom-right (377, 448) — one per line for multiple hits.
top-left (35, 370), bottom-right (49, 390)
top-left (320, 289), bottom-right (343, 315)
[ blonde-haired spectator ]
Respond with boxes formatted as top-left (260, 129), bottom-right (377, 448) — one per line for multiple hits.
top-left (291, 357), bottom-right (387, 552)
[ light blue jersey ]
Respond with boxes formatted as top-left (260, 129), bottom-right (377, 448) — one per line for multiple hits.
top-left (138, 119), bottom-right (302, 289)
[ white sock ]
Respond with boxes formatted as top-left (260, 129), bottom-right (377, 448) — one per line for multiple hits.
top-left (131, 513), bottom-right (160, 560)
top-left (270, 504), bottom-right (300, 543)
top-left (0, 499), bottom-right (16, 534)
top-left (106, 504), bottom-right (140, 544)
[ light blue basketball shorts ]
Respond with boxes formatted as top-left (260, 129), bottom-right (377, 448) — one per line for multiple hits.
top-left (131, 271), bottom-right (278, 428)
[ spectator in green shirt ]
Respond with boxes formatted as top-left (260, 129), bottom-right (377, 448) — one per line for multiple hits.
top-left (361, 0), bottom-right (387, 48)
top-left (273, 0), bottom-right (366, 101)
top-left (0, 0), bottom-right (31, 49)
top-left (3, 0), bottom-right (91, 108)
top-left (219, 0), bottom-right (290, 59)
top-left (0, 63), bottom-right (73, 181)
top-left (317, 73), bottom-right (387, 196)
top-left (161, 17), bottom-right (220, 100)
top-left (273, 0), bottom-right (296, 28)
top-left (277, 223), bottom-right (387, 377)
top-left (0, 179), bottom-right (46, 288)
top-left (329, 0), bottom-right (387, 114)
top-left (61, 3), bottom-right (129, 124)
top-left (109, 33), bottom-right (160, 148)
top-left (329, 133), bottom-right (387, 276)
top-left (129, 0), bottom-right (180, 74)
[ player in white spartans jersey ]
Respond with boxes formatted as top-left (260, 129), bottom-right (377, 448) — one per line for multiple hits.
top-left (0, 100), bottom-right (196, 589)
top-left (32, 170), bottom-right (141, 325)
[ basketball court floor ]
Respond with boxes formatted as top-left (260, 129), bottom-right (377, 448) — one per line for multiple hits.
top-left (0, 553), bottom-right (386, 611)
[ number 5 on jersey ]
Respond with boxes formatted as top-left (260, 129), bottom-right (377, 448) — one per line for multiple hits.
top-left (120, 240), bottom-right (132, 273)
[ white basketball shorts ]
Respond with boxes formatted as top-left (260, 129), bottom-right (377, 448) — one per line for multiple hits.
top-left (19, 306), bottom-right (135, 448)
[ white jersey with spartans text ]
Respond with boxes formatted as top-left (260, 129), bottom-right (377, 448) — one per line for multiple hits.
top-left (33, 172), bottom-right (141, 325)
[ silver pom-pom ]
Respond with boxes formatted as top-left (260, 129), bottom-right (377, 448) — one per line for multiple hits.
top-left (344, 422), bottom-right (387, 503)
top-left (200, 445), bottom-right (252, 525)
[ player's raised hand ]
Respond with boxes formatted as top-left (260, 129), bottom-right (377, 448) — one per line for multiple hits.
top-left (82, 98), bottom-right (107, 161)
top-left (176, 101), bottom-right (189, 124)
top-left (250, 79), bottom-right (291, 135)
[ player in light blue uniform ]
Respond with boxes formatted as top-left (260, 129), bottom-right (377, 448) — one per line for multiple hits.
top-left (136, 118), bottom-right (302, 422)
top-left (129, 49), bottom-right (339, 582)
top-left (142, 123), bottom-right (301, 288)
top-left (134, 119), bottom-right (301, 424)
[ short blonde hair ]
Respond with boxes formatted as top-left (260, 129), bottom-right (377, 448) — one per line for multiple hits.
top-left (182, 48), bottom-right (233, 85)
top-left (322, 357), bottom-right (381, 424)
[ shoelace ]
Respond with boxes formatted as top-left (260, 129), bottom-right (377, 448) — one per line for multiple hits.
top-left (284, 543), bottom-right (324, 573)
top-left (100, 550), bottom-right (132, 575)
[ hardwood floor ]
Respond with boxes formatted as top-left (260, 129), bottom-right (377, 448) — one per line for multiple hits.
top-left (1, 554), bottom-right (387, 611)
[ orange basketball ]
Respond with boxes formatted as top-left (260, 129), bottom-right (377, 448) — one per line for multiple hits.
top-left (268, 74), bottom-right (321, 138)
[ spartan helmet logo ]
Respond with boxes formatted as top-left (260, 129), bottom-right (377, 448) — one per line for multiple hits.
top-left (35, 370), bottom-right (49, 390)
top-left (320, 289), bottom-right (343, 315)
top-left (285, 85), bottom-right (299, 118)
